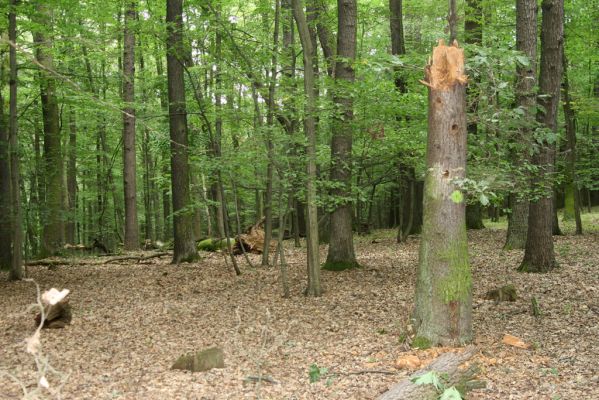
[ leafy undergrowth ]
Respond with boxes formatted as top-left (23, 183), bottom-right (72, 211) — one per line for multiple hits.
top-left (1, 216), bottom-right (598, 399)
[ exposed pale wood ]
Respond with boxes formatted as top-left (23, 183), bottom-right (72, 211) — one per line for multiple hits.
top-left (378, 347), bottom-right (478, 400)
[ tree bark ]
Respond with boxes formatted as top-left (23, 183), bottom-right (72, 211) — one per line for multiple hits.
top-left (166, 0), bottom-right (198, 263)
top-left (413, 41), bottom-right (472, 346)
top-left (0, 45), bottom-right (11, 271)
top-left (66, 107), bottom-right (77, 244)
top-left (519, 0), bottom-right (562, 273)
top-left (8, 0), bottom-right (23, 279)
top-left (324, 0), bottom-right (359, 271)
top-left (448, 0), bottom-right (458, 44)
top-left (464, 0), bottom-right (485, 231)
top-left (138, 47), bottom-right (156, 242)
top-left (154, 50), bottom-right (173, 241)
top-left (505, 0), bottom-right (537, 250)
top-left (562, 51), bottom-right (582, 234)
top-left (33, 3), bottom-right (64, 257)
top-left (262, 0), bottom-right (281, 266)
top-left (122, 0), bottom-right (140, 250)
top-left (293, 0), bottom-right (322, 296)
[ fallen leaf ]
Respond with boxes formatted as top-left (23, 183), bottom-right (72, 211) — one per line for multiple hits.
top-left (502, 334), bottom-right (530, 349)
top-left (395, 354), bottom-right (421, 369)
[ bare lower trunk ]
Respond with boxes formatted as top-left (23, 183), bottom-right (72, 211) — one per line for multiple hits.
top-left (504, 194), bottom-right (528, 249)
top-left (34, 4), bottom-right (64, 257)
top-left (0, 58), bottom-right (11, 270)
top-left (262, 0), bottom-right (281, 266)
top-left (122, 0), bottom-right (139, 250)
top-left (505, 0), bottom-right (537, 248)
top-left (519, 0), bottom-right (562, 273)
top-left (66, 108), bottom-right (77, 244)
top-left (324, 0), bottom-right (359, 271)
top-left (293, 0), bottom-right (321, 296)
top-left (8, 2), bottom-right (24, 279)
top-left (166, 0), bottom-right (198, 263)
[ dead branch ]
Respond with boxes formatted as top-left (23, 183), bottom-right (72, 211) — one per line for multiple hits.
top-left (103, 252), bottom-right (171, 264)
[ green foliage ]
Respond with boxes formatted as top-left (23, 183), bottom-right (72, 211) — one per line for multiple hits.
top-left (411, 336), bottom-right (432, 350)
top-left (308, 363), bottom-right (328, 383)
top-left (411, 371), bottom-right (443, 391)
top-left (1, 0), bottom-right (597, 256)
top-left (411, 371), bottom-right (464, 400)
top-left (450, 190), bottom-right (464, 204)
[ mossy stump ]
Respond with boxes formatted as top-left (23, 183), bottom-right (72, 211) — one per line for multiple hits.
top-left (171, 347), bottom-right (225, 373)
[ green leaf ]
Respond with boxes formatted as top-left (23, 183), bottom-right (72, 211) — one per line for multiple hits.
top-left (439, 386), bottom-right (463, 400)
top-left (411, 371), bottom-right (442, 390)
top-left (479, 193), bottom-right (489, 206)
top-left (516, 55), bottom-right (530, 66)
top-left (309, 364), bottom-right (321, 383)
top-left (309, 364), bottom-right (328, 383)
top-left (450, 190), bottom-right (464, 204)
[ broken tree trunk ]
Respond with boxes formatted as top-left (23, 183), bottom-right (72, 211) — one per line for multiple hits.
top-left (34, 300), bottom-right (72, 329)
top-left (378, 347), bottom-right (480, 400)
top-left (413, 40), bottom-right (472, 346)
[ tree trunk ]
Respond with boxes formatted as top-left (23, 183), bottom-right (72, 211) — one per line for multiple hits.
top-left (8, 0), bottom-right (24, 279)
top-left (293, 0), bottom-right (321, 296)
top-left (153, 52), bottom-right (173, 242)
top-left (138, 47), bottom-right (155, 242)
top-left (505, 0), bottom-right (537, 250)
top-left (519, 0), bottom-right (562, 273)
top-left (561, 52), bottom-right (583, 234)
top-left (262, 0), bottom-right (281, 266)
top-left (0, 48), bottom-right (11, 271)
top-left (464, 0), bottom-right (485, 231)
top-left (213, 17), bottom-right (226, 239)
top-left (466, 204), bottom-right (485, 229)
top-left (33, 3), bottom-right (64, 257)
top-left (552, 191), bottom-right (562, 235)
top-left (122, 0), bottom-right (140, 250)
top-left (166, 0), bottom-right (198, 263)
top-left (66, 107), bottom-right (77, 244)
top-left (324, 0), bottom-right (359, 271)
top-left (448, 0), bottom-right (458, 44)
top-left (413, 41), bottom-right (472, 346)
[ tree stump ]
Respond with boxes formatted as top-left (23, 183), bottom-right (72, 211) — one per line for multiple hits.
top-left (34, 300), bottom-right (72, 329)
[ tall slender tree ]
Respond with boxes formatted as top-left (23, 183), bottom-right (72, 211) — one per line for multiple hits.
top-left (519, 0), bottom-right (562, 272)
top-left (122, 0), bottom-right (140, 250)
top-left (324, 0), bottom-right (359, 271)
top-left (562, 50), bottom-right (583, 234)
top-left (261, 0), bottom-right (281, 266)
top-left (166, 0), bottom-right (197, 263)
top-left (293, 0), bottom-right (321, 296)
top-left (9, 0), bottom-right (23, 279)
top-left (505, 0), bottom-right (537, 250)
top-left (66, 108), bottom-right (77, 244)
top-left (0, 43), bottom-right (11, 270)
top-left (464, 0), bottom-right (485, 230)
top-left (33, 2), bottom-right (64, 257)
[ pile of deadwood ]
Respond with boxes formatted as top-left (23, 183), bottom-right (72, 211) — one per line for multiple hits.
top-left (197, 218), bottom-right (276, 255)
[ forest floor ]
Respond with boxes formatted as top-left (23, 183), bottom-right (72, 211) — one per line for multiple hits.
top-left (1, 210), bottom-right (598, 400)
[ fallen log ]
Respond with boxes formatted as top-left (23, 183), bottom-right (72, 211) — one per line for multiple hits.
top-left (103, 252), bottom-right (171, 264)
top-left (377, 347), bottom-right (480, 400)
top-left (26, 259), bottom-right (73, 267)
